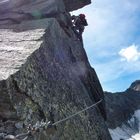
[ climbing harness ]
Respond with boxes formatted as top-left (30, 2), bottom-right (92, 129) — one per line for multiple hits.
top-left (3, 99), bottom-right (102, 140)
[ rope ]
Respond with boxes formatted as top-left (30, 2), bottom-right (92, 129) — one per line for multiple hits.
top-left (3, 99), bottom-right (103, 140)
top-left (53, 99), bottom-right (103, 125)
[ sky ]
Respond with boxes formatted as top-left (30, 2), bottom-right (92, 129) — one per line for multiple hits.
top-left (73, 0), bottom-right (140, 92)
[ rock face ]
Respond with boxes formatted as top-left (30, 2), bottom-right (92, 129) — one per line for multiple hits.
top-left (0, 0), bottom-right (111, 140)
top-left (64, 0), bottom-right (91, 11)
top-left (0, 0), bottom-right (91, 27)
top-left (105, 81), bottom-right (140, 140)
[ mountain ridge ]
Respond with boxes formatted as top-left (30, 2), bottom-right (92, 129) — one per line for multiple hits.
top-left (105, 80), bottom-right (140, 140)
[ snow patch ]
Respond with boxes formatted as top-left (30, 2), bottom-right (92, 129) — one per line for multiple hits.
top-left (109, 110), bottom-right (140, 140)
top-left (129, 133), bottom-right (140, 140)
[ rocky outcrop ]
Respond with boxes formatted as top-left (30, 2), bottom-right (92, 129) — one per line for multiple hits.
top-left (64, 0), bottom-right (91, 11)
top-left (0, 0), bottom-right (90, 27)
top-left (0, 0), bottom-right (111, 140)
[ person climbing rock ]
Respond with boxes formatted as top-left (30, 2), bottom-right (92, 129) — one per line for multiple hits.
top-left (71, 14), bottom-right (88, 42)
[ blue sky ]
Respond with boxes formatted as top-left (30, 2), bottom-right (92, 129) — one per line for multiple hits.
top-left (73, 0), bottom-right (140, 92)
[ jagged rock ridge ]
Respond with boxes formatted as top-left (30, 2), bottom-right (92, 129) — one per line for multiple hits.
top-left (0, 0), bottom-right (111, 140)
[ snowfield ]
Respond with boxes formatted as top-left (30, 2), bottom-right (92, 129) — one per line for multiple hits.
top-left (129, 133), bottom-right (140, 140)
top-left (109, 110), bottom-right (140, 140)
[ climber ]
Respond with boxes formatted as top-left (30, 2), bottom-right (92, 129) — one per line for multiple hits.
top-left (71, 14), bottom-right (88, 42)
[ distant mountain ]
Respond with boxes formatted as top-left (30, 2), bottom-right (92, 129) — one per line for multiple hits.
top-left (129, 80), bottom-right (140, 92)
top-left (105, 80), bottom-right (140, 140)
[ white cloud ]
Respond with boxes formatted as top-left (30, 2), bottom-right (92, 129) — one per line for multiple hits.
top-left (119, 44), bottom-right (140, 62)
